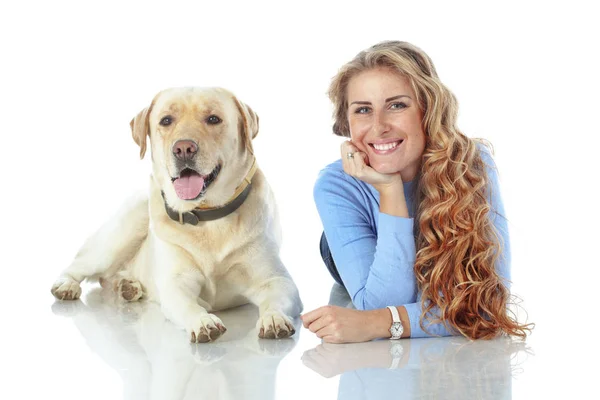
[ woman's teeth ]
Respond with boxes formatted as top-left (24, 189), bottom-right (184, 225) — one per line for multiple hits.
top-left (372, 140), bottom-right (402, 151)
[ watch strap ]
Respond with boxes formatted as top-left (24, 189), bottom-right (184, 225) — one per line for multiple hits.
top-left (387, 306), bottom-right (400, 323)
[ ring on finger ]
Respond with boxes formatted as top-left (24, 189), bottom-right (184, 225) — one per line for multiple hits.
top-left (346, 152), bottom-right (354, 159)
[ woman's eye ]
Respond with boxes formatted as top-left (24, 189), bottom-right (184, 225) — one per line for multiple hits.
top-left (159, 116), bottom-right (173, 126)
top-left (206, 115), bottom-right (222, 125)
top-left (390, 102), bottom-right (407, 110)
top-left (355, 107), bottom-right (371, 114)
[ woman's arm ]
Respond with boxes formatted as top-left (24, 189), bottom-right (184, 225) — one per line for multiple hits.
top-left (313, 165), bottom-right (418, 309)
top-left (301, 304), bottom-right (412, 343)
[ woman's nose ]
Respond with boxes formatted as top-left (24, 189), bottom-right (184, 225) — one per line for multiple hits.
top-left (372, 111), bottom-right (391, 135)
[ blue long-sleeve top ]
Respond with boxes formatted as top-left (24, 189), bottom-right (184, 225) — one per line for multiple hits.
top-left (313, 146), bottom-right (511, 338)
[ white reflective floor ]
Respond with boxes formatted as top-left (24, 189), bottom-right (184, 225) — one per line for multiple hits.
top-left (0, 281), bottom-right (562, 400)
top-left (1, 248), bottom-right (598, 400)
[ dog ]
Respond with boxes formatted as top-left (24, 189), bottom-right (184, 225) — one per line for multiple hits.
top-left (51, 87), bottom-right (303, 342)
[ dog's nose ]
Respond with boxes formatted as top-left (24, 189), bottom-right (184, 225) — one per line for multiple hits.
top-left (172, 140), bottom-right (198, 161)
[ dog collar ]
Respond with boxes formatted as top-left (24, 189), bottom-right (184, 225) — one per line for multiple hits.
top-left (162, 158), bottom-right (258, 225)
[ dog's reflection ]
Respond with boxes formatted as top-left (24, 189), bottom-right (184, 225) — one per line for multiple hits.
top-left (302, 284), bottom-right (533, 399)
top-left (52, 287), bottom-right (299, 400)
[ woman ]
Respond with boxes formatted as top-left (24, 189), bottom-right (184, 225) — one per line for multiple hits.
top-left (301, 41), bottom-right (531, 343)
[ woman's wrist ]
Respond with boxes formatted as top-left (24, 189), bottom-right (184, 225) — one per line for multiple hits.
top-left (367, 306), bottom-right (411, 340)
top-left (377, 181), bottom-right (409, 218)
top-left (397, 306), bottom-right (411, 338)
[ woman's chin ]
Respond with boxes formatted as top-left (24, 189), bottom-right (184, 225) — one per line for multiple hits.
top-left (370, 162), bottom-right (402, 175)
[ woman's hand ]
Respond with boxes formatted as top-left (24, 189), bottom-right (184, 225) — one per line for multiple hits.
top-left (341, 141), bottom-right (403, 192)
top-left (301, 305), bottom-right (389, 344)
top-left (341, 141), bottom-right (409, 217)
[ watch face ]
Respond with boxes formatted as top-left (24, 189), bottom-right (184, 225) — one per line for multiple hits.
top-left (391, 322), bottom-right (403, 336)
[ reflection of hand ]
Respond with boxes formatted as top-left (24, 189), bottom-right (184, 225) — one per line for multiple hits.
top-left (341, 140), bottom-right (403, 191)
top-left (302, 340), bottom-right (409, 378)
top-left (301, 305), bottom-right (382, 343)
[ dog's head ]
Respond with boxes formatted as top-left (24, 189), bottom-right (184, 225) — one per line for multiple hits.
top-left (130, 87), bottom-right (259, 209)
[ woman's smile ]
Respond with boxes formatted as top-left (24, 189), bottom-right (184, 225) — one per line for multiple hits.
top-left (368, 138), bottom-right (405, 155)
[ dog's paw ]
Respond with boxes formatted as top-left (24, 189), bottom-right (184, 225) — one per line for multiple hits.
top-left (116, 278), bottom-right (143, 302)
top-left (51, 278), bottom-right (82, 301)
top-left (257, 312), bottom-right (296, 339)
top-left (187, 314), bottom-right (227, 343)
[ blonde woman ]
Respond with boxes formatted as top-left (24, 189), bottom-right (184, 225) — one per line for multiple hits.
top-left (301, 41), bottom-right (531, 343)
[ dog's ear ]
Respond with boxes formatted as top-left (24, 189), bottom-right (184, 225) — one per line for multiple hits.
top-left (130, 104), bottom-right (153, 159)
top-left (233, 96), bottom-right (259, 152)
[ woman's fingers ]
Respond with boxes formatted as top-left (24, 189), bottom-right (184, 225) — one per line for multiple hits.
top-left (302, 306), bottom-right (341, 337)
top-left (340, 140), bottom-right (360, 159)
top-left (341, 141), bottom-right (369, 178)
top-left (309, 314), bottom-right (337, 336)
top-left (307, 316), bottom-right (328, 334)
top-left (340, 140), bottom-right (401, 188)
top-left (321, 335), bottom-right (343, 344)
top-left (341, 141), bottom-right (360, 175)
top-left (301, 306), bottom-right (327, 328)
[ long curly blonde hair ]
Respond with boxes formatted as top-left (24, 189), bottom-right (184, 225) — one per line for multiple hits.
top-left (328, 41), bottom-right (531, 339)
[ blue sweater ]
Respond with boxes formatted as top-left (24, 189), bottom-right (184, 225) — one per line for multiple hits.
top-left (313, 146), bottom-right (511, 338)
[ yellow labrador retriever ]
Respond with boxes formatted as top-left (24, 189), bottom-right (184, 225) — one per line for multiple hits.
top-left (51, 87), bottom-right (303, 342)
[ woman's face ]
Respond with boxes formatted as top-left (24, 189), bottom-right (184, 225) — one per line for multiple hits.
top-left (346, 67), bottom-right (426, 181)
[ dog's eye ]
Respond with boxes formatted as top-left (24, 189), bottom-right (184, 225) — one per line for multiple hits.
top-left (206, 115), bottom-right (222, 125)
top-left (160, 116), bottom-right (173, 126)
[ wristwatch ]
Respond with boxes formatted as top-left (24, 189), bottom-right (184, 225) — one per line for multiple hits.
top-left (387, 306), bottom-right (404, 339)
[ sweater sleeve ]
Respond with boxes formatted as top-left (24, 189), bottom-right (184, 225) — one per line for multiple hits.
top-left (404, 146), bottom-right (512, 338)
top-left (313, 165), bottom-right (418, 310)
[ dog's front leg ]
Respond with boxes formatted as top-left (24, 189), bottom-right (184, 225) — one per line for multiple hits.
top-left (159, 273), bottom-right (227, 343)
top-left (156, 247), bottom-right (227, 343)
top-left (245, 259), bottom-right (303, 339)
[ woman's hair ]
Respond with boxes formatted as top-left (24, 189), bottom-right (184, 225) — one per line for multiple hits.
top-left (328, 41), bottom-right (531, 339)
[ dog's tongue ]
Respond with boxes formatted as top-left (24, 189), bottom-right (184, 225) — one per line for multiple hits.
top-left (173, 171), bottom-right (205, 200)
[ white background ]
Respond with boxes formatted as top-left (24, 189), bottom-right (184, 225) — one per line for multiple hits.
top-left (1, 0), bottom-right (599, 398)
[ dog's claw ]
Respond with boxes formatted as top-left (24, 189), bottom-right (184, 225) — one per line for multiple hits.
top-left (257, 313), bottom-right (296, 339)
top-left (187, 314), bottom-right (226, 343)
top-left (51, 279), bottom-right (82, 301)
top-left (208, 327), bottom-right (222, 341)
